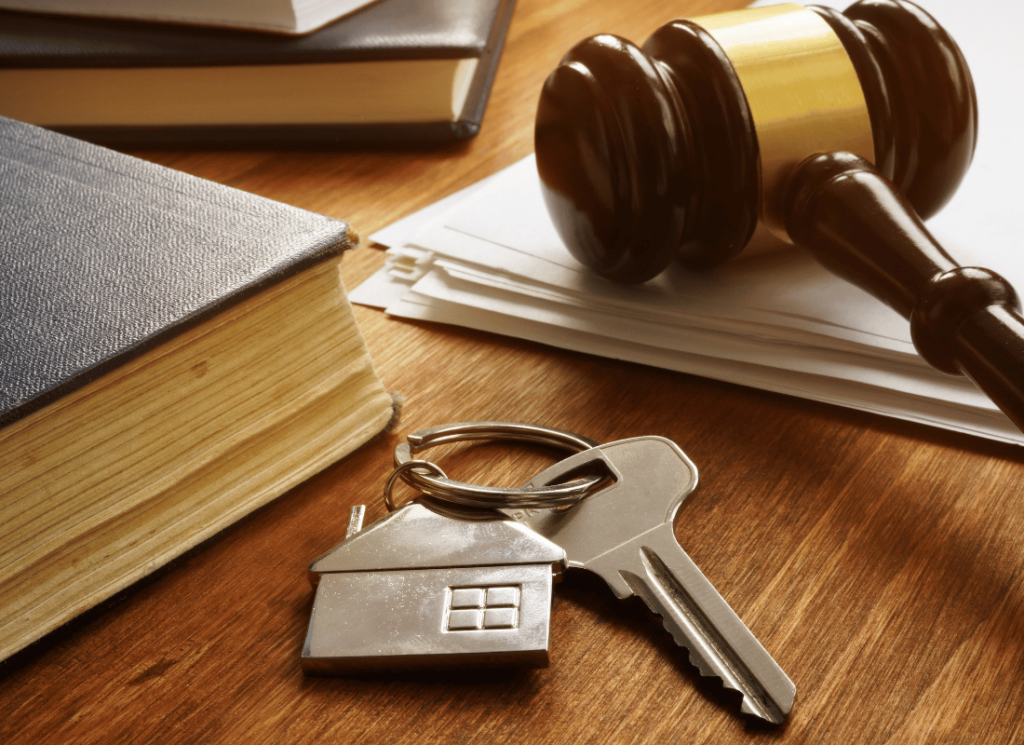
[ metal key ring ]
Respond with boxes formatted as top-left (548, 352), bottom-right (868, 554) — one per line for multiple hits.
top-left (383, 460), bottom-right (448, 512)
top-left (388, 421), bottom-right (601, 510)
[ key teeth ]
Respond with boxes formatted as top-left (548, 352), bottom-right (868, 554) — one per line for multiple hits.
top-left (637, 590), bottom-right (787, 725)
top-left (638, 591), bottom-right (731, 683)
top-left (630, 579), bottom-right (720, 673)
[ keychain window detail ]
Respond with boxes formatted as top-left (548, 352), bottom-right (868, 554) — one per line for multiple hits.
top-left (447, 586), bottom-right (521, 631)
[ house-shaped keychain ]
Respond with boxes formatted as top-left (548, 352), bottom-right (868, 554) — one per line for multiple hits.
top-left (302, 500), bottom-right (566, 673)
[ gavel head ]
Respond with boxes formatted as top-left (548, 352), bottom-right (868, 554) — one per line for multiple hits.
top-left (534, 0), bottom-right (977, 284)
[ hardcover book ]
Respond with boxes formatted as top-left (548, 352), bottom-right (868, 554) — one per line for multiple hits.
top-left (0, 116), bottom-right (396, 661)
top-left (0, 0), bottom-right (379, 35)
top-left (0, 0), bottom-right (515, 146)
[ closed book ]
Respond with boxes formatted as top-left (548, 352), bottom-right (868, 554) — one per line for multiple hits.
top-left (0, 116), bottom-right (396, 661)
top-left (0, 0), bottom-right (515, 146)
top-left (0, 0), bottom-right (379, 35)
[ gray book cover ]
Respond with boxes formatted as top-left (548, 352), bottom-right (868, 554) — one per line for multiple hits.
top-left (0, 116), bottom-right (356, 428)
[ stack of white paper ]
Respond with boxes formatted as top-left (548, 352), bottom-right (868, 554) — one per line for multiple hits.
top-left (351, 0), bottom-right (1023, 446)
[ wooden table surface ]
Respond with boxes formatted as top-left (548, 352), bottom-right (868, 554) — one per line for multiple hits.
top-left (4, 0), bottom-right (1024, 742)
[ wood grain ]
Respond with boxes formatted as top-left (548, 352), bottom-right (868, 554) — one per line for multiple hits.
top-left (4, 1), bottom-right (1024, 743)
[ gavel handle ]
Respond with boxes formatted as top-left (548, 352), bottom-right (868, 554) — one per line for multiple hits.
top-left (785, 151), bottom-right (1024, 434)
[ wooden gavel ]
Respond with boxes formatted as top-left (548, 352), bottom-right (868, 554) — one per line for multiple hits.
top-left (535, 0), bottom-right (1024, 434)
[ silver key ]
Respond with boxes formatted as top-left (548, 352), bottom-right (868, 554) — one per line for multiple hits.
top-left (508, 436), bottom-right (795, 724)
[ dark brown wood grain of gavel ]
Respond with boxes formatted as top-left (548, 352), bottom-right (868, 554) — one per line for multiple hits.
top-left (535, 0), bottom-right (1024, 434)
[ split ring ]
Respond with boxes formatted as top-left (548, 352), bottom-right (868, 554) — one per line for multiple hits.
top-left (383, 459), bottom-right (447, 512)
top-left (387, 421), bottom-right (602, 510)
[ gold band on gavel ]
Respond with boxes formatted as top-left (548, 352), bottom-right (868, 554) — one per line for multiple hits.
top-left (692, 4), bottom-right (875, 244)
